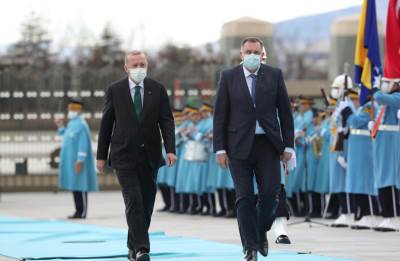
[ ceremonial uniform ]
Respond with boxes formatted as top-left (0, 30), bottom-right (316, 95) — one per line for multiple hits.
top-left (372, 91), bottom-right (400, 231)
top-left (314, 116), bottom-right (331, 195)
top-left (346, 102), bottom-right (380, 228)
top-left (58, 112), bottom-right (98, 218)
top-left (286, 108), bottom-right (312, 215)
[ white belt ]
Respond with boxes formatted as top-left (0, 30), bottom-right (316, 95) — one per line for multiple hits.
top-left (378, 125), bottom-right (400, 132)
top-left (350, 129), bottom-right (370, 136)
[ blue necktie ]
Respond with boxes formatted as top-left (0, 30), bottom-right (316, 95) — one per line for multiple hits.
top-left (249, 74), bottom-right (257, 105)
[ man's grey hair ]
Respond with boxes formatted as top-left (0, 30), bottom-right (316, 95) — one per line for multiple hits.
top-left (124, 51), bottom-right (146, 64)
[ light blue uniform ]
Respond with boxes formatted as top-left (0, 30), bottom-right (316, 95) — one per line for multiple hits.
top-left (215, 167), bottom-right (234, 189)
top-left (329, 104), bottom-right (348, 194)
top-left (313, 117), bottom-right (331, 194)
top-left (373, 91), bottom-right (400, 189)
top-left (58, 116), bottom-right (98, 192)
top-left (175, 120), bottom-right (193, 193)
top-left (286, 110), bottom-right (313, 197)
top-left (205, 116), bottom-right (221, 192)
top-left (305, 122), bottom-right (319, 192)
top-left (345, 103), bottom-right (377, 195)
top-left (157, 148), bottom-right (168, 184)
top-left (157, 122), bottom-right (184, 187)
top-left (184, 117), bottom-right (212, 195)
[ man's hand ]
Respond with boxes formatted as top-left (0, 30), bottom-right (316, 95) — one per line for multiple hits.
top-left (280, 151), bottom-right (292, 163)
top-left (216, 153), bottom-right (229, 168)
top-left (166, 153), bottom-right (176, 167)
top-left (96, 160), bottom-right (106, 173)
top-left (75, 161), bottom-right (83, 174)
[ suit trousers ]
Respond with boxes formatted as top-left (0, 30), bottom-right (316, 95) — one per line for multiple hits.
top-left (115, 149), bottom-right (158, 253)
top-left (229, 135), bottom-right (281, 250)
top-left (275, 185), bottom-right (289, 219)
top-left (72, 191), bottom-right (88, 217)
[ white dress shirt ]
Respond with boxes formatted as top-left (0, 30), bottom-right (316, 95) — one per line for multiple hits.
top-left (242, 66), bottom-right (265, 134)
top-left (128, 77), bottom-right (144, 106)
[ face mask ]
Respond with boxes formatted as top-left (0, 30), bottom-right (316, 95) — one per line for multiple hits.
top-left (243, 54), bottom-right (261, 71)
top-left (129, 68), bottom-right (147, 83)
top-left (380, 80), bottom-right (393, 93)
top-left (330, 88), bottom-right (341, 99)
top-left (67, 111), bottom-right (79, 120)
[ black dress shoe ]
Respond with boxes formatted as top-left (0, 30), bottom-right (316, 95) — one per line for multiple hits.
top-left (169, 206), bottom-right (179, 213)
top-left (68, 212), bottom-right (84, 219)
top-left (325, 213), bottom-right (339, 220)
top-left (244, 249), bottom-right (258, 261)
top-left (225, 210), bottom-right (236, 218)
top-left (275, 235), bottom-right (291, 244)
top-left (310, 212), bottom-right (322, 218)
top-left (258, 233), bottom-right (269, 257)
top-left (128, 249), bottom-right (136, 261)
top-left (136, 250), bottom-right (150, 261)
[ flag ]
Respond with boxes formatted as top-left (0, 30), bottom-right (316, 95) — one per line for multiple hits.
top-left (384, 0), bottom-right (400, 79)
top-left (354, 0), bottom-right (382, 105)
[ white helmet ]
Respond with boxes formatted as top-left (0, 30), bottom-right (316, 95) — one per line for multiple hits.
top-left (331, 74), bottom-right (353, 89)
top-left (380, 77), bottom-right (400, 93)
top-left (330, 74), bottom-right (353, 99)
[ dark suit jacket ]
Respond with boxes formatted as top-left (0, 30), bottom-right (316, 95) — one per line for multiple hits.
top-left (213, 64), bottom-right (294, 159)
top-left (97, 77), bottom-right (175, 170)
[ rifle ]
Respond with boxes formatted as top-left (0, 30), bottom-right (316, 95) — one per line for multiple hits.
top-left (332, 63), bottom-right (350, 152)
top-left (320, 88), bottom-right (329, 107)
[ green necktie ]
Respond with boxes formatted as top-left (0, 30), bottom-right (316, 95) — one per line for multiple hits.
top-left (134, 85), bottom-right (142, 118)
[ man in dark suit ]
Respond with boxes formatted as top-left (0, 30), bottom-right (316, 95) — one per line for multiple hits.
top-left (213, 37), bottom-right (294, 261)
top-left (96, 51), bottom-right (176, 261)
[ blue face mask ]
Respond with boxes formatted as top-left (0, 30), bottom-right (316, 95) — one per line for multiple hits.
top-left (243, 54), bottom-right (261, 71)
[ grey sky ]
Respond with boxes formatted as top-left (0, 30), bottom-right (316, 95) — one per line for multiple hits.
top-left (1, 0), bottom-right (364, 51)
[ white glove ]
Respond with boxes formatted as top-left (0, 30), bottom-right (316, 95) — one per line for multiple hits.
top-left (338, 100), bottom-right (350, 112)
top-left (337, 156), bottom-right (347, 169)
top-left (284, 148), bottom-right (297, 171)
top-left (337, 126), bottom-right (348, 134)
top-left (368, 121), bottom-right (375, 131)
top-left (194, 132), bottom-right (203, 141)
top-left (397, 110), bottom-right (400, 120)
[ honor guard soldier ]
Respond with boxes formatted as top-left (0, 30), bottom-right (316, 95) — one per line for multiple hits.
top-left (55, 99), bottom-right (98, 219)
top-left (371, 78), bottom-right (400, 231)
top-left (329, 74), bottom-right (356, 227)
top-left (343, 90), bottom-right (380, 229)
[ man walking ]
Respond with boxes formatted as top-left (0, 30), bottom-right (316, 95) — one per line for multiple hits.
top-left (96, 51), bottom-right (176, 261)
top-left (213, 37), bottom-right (294, 261)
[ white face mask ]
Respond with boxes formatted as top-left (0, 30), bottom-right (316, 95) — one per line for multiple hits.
top-left (129, 68), bottom-right (147, 83)
top-left (380, 80), bottom-right (393, 93)
top-left (330, 88), bottom-right (341, 99)
top-left (67, 111), bottom-right (79, 120)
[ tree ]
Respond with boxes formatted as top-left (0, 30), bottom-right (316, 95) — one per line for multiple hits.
top-left (89, 23), bottom-right (125, 66)
top-left (8, 12), bottom-right (52, 68)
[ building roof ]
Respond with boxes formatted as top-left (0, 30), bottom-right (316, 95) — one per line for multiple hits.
top-left (221, 17), bottom-right (273, 38)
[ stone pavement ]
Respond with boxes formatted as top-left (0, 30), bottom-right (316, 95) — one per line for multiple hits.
top-left (0, 191), bottom-right (399, 261)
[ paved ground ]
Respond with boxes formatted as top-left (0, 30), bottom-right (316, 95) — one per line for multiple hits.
top-left (0, 191), bottom-right (399, 261)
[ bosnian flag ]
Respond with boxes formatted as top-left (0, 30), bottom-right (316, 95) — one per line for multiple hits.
top-left (354, 0), bottom-right (382, 105)
top-left (384, 0), bottom-right (400, 79)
